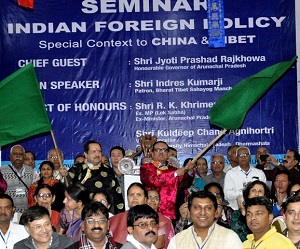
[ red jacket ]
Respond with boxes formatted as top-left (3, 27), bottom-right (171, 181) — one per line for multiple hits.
top-left (140, 162), bottom-right (194, 219)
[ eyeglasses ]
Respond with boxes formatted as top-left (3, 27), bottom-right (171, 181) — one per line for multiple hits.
top-left (238, 153), bottom-right (250, 158)
top-left (29, 221), bottom-right (52, 231)
top-left (37, 193), bottom-right (52, 199)
top-left (153, 148), bottom-right (168, 153)
top-left (148, 196), bottom-right (159, 202)
top-left (49, 155), bottom-right (58, 159)
top-left (211, 161), bottom-right (223, 165)
top-left (85, 218), bottom-right (107, 225)
top-left (133, 221), bottom-right (158, 229)
top-left (100, 199), bottom-right (108, 204)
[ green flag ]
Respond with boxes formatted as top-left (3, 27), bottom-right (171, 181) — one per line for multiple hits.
top-left (210, 56), bottom-right (297, 130)
top-left (0, 63), bottom-right (51, 147)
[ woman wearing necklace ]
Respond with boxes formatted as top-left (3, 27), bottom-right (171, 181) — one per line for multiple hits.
top-left (56, 183), bottom-right (89, 242)
top-left (28, 161), bottom-right (66, 212)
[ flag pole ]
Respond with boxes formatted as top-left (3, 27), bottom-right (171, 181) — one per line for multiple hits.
top-left (50, 130), bottom-right (68, 186)
top-left (191, 129), bottom-right (227, 163)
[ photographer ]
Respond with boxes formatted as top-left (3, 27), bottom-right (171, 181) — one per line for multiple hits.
top-left (255, 147), bottom-right (278, 187)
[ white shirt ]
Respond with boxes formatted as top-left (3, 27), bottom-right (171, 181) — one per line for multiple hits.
top-left (124, 234), bottom-right (157, 249)
top-left (224, 166), bottom-right (266, 210)
top-left (0, 222), bottom-right (29, 249)
top-left (167, 223), bottom-right (243, 249)
top-left (223, 164), bottom-right (232, 173)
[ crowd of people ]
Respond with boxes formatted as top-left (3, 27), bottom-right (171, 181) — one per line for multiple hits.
top-left (0, 140), bottom-right (300, 249)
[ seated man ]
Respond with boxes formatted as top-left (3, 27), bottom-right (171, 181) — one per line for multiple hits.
top-left (168, 191), bottom-right (243, 249)
top-left (75, 201), bottom-right (117, 248)
top-left (272, 170), bottom-right (290, 217)
top-left (282, 195), bottom-right (300, 247)
top-left (15, 205), bottom-right (76, 249)
top-left (121, 204), bottom-right (159, 249)
top-left (243, 196), bottom-right (295, 249)
top-left (0, 194), bottom-right (28, 249)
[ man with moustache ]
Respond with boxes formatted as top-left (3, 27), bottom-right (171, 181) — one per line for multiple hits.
top-left (168, 191), bottom-right (242, 249)
top-left (121, 204), bottom-right (159, 249)
top-left (74, 201), bottom-right (117, 249)
top-left (243, 196), bottom-right (295, 249)
top-left (0, 145), bottom-right (34, 212)
top-left (275, 150), bottom-right (300, 185)
top-left (282, 196), bottom-right (300, 248)
top-left (0, 194), bottom-right (28, 249)
top-left (68, 140), bottom-right (124, 214)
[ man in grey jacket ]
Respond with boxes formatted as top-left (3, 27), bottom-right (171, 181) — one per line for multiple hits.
top-left (14, 206), bottom-right (76, 249)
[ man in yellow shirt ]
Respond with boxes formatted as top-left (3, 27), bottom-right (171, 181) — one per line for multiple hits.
top-left (243, 196), bottom-right (295, 249)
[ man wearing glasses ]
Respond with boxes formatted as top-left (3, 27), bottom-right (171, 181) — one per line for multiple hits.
top-left (224, 146), bottom-right (266, 210)
top-left (15, 205), bottom-right (76, 249)
top-left (140, 141), bottom-right (194, 221)
top-left (203, 154), bottom-right (226, 188)
top-left (47, 148), bottom-right (69, 185)
top-left (121, 204), bottom-right (159, 249)
top-left (74, 201), bottom-right (117, 249)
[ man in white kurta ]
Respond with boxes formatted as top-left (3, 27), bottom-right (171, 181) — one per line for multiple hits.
top-left (167, 191), bottom-right (243, 249)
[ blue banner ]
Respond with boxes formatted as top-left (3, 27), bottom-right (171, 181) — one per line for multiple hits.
top-left (0, 0), bottom-right (297, 167)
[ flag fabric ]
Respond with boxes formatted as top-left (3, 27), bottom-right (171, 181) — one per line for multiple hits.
top-left (0, 63), bottom-right (51, 147)
top-left (18, 0), bottom-right (34, 9)
top-left (210, 56), bottom-right (297, 130)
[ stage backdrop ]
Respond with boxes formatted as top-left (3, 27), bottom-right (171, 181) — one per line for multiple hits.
top-left (0, 0), bottom-right (298, 167)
